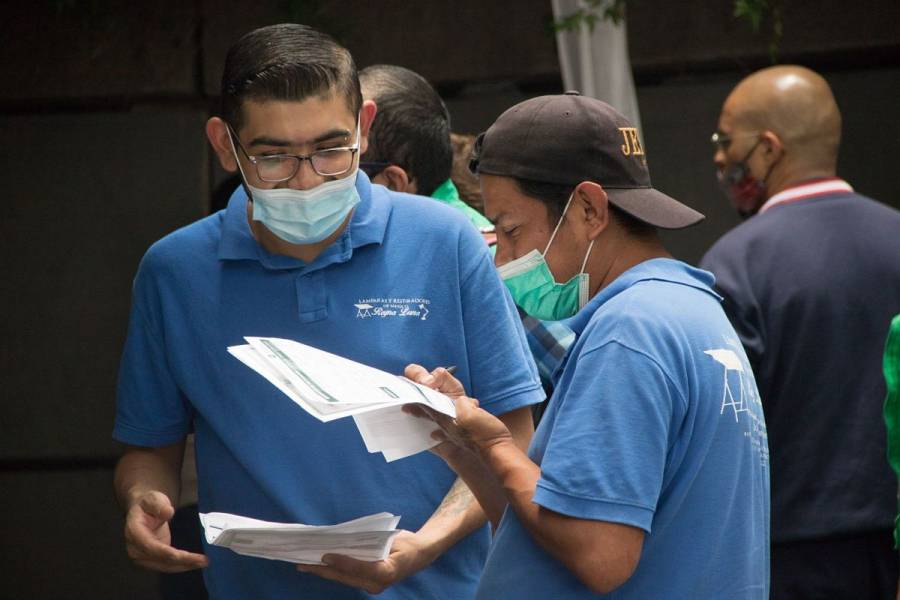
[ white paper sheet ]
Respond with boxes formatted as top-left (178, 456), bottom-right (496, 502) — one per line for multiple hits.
top-left (199, 511), bottom-right (401, 565)
top-left (228, 336), bottom-right (455, 460)
top-left (353, 407), bottom-right (443, 462)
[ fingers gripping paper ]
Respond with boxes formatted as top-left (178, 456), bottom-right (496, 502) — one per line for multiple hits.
top-left (228, 337), bottom-right (456, 461)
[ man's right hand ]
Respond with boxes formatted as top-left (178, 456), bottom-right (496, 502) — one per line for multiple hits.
top-left (404, 364), bottom-right (514, 457)
top-left (124, 491), bottom-right (208, 572)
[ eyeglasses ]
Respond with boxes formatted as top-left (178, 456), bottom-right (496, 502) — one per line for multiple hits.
top-left (359, 161), bottom-right (391, 178)
top-left (710, 131), bottom-right (758, 151)
top-left (228, 123), bottom-right (360, 182)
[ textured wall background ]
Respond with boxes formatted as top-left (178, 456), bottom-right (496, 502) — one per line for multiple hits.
top-left (2, 1), bottom-right (897, 597)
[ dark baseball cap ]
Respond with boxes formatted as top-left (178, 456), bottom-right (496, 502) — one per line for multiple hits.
top-left (470, 92), bottom-right (704, 229)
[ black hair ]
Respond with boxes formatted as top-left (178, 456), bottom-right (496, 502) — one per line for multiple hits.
top-left (359, 64), bottom-right (451, 196)
top-left (513, 178), bottom-right (655, 236)
top-left (514, 179), bottom-right (573, 223)
top-left (221, 23), bottom-right (362, 130)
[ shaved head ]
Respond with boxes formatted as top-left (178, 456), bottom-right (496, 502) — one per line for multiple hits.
top-left (722, 65), bottom-right (841, 173)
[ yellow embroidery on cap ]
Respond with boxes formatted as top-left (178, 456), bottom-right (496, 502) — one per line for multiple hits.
top-left (619, 127), bottom-right (645, 157)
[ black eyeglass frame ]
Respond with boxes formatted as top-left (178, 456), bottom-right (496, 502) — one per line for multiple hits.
top-left (227, 124), bottom-right (361, 182)
top-left (710, 130), bottom-right (759, 152)
top-left (359, 161), bottom-right (392, 178)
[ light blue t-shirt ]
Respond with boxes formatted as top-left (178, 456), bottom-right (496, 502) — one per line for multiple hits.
top-left (477, 259), bottom-right (770, 599)
top-left (113, 173), bottom-right (544, 599)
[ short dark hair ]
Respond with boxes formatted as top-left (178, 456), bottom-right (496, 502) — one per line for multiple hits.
top-left (359, 65), bottom-right (451, 197)
top-left (450, 133), bottom-right (484, 213)
top-left (514, 178), bottom-right (655, 236)
top-left (221, 23), bottom-right (362, 130)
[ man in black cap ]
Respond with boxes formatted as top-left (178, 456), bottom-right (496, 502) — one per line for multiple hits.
top-left (404, 93), bottom-right (771, 598)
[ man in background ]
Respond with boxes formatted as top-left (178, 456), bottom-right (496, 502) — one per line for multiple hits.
top-left (450, 132), bottom-right (486, 214)
top-left (360, 63), bottom-right (584, 422)
top-left (883, 315), bottom-right (900, 600)
top-left (359, 64), bottom-right (492, 232)
top-left (701, 64), bottom-right (900, 599)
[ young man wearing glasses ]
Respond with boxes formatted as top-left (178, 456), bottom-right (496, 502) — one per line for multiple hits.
top-left (112, 23), bottom-right (542, 599)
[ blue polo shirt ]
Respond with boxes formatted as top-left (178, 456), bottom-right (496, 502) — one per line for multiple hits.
top-left (114, 173), bottom-right (543, 599)
top-left (477, 259), bottom-right (770, 599)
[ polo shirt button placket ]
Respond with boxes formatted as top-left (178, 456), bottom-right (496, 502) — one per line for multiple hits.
top-left (295, 270), bottom-right (328, 323)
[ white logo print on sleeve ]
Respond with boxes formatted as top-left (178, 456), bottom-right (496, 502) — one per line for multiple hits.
top-left (705, 345), bottom-right (769, 467)
top-left (704, 349), bottom-right (749, 421)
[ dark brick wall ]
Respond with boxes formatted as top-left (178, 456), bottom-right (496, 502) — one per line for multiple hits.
top-left (1, 2), bottom-right (897, 597)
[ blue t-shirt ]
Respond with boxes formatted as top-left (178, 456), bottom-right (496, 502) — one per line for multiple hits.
top-left (476, 259), bottom-right (770, 599)
top-left (113, 173), bottom-right (544, 600)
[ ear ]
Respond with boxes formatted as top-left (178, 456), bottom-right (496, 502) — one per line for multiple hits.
top-left (372, 165), bottom-right (415, 194)
top-left (759, 130), bottom-right (785, 165)
top-left (206, 117), bottom-right (239, 173)
top-left (573, 181), bottom-right (610, 240)
top-left (358, 99), bottom-right (377, 155)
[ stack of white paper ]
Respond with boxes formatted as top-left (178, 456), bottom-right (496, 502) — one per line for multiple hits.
top-left (228, 337), bottom-right (456, 461)
top-left (199, 511), bottom-right (401, 564)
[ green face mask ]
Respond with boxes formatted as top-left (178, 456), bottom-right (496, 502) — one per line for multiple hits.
top-left (497, 195), bottom-right (595, 321)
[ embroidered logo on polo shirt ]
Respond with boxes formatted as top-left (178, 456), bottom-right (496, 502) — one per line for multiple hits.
top-left (354, 297), bottom-right (431, 320)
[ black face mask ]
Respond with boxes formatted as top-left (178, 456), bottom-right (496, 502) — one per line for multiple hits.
top-left (717, 139), bottom-right (768, 218)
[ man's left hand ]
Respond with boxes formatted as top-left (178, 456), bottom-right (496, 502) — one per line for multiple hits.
top-left (296, 530), bottom-right (432, 594)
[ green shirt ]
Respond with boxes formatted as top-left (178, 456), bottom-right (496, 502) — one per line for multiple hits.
top-left (883, 314), bottom-right (900, 547)
top-left (430, 179), bottom-right (492, 230)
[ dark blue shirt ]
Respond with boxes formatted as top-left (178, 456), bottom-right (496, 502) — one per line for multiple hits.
top-left (701, 184), bottom-right (900, 542)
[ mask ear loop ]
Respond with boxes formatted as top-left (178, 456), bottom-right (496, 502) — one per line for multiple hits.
top-left (226, 125), bottom-right (256, 204)
top-left (353, 115), bottom-right (363, 174)
top-left (577, 238), bottom-right (596, 308)
top-left (542, 191), bottom-right (576, 256)
top-left (740, 137), bottom-right (763, 164)
top-left (543, 189), bottom-right (595, 273)
top-left (579, 239), bottom-right (595, 274)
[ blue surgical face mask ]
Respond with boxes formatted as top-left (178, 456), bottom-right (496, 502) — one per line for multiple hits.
top-left (229, 123), bottom-right (362, 245)
top-left (246, 172), bottom-right (360, 244)
top-left (497, 193), bottom-right (595, 321)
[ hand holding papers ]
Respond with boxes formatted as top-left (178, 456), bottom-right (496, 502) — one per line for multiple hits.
top-left (200, 512), bottom-right (401, 564)
top-left (228, 337), bottom-right (456, 461)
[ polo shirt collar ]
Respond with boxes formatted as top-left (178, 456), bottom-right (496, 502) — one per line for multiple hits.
top-left (562, 258), bottom-right (721, 337)
top-left (758, 177), bottom-right (853, 214)
top-left (217, 171), bottom-right (391, 271)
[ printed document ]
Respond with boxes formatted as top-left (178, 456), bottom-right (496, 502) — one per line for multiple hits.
top-left (228, 336), bottom-right (456, 461)
top-left (199, 511), bottom-right (401, 564)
